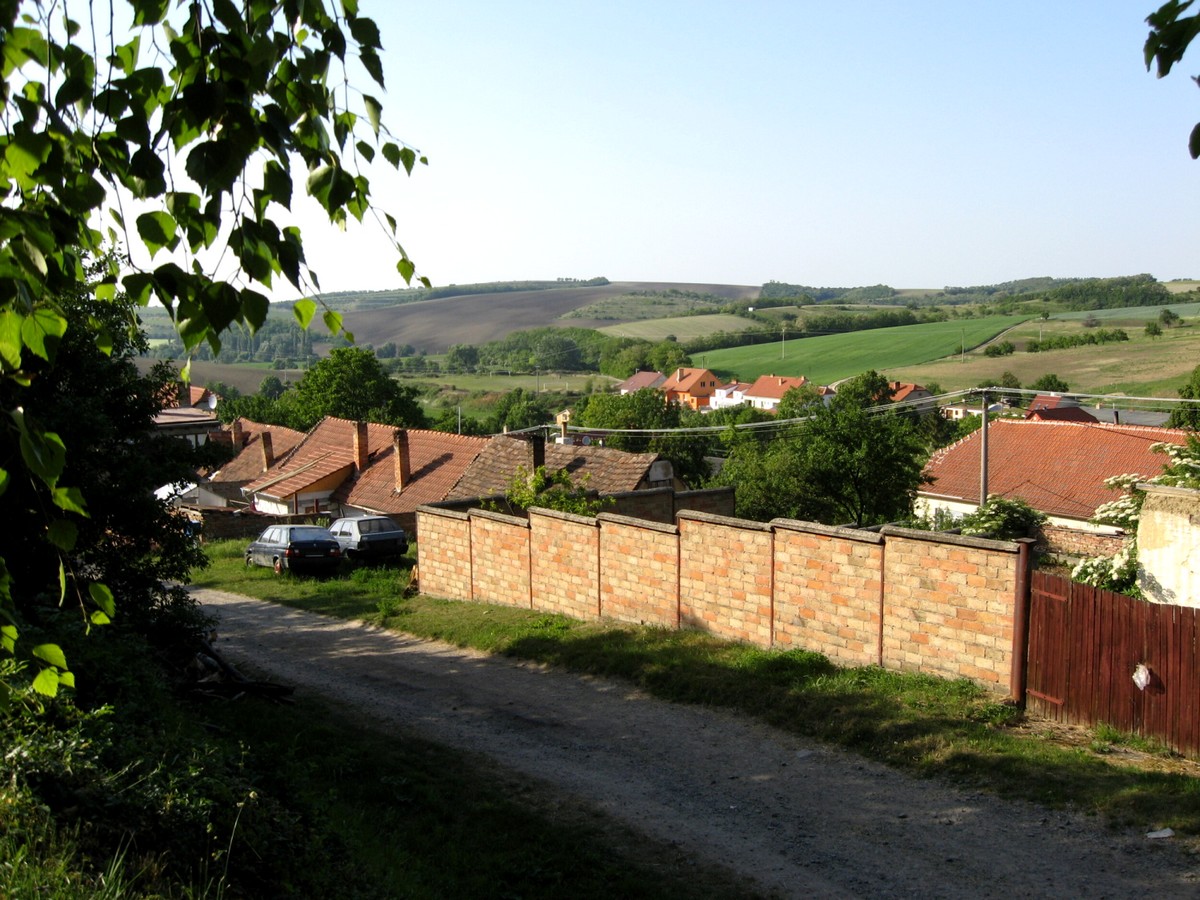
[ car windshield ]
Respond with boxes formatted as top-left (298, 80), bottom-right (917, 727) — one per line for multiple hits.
top-left (289, 527), bottom-right (332, 541)
top-left (359, 518), bottom-right (398, 534)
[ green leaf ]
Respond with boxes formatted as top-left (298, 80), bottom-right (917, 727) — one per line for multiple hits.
top-left (399, 146), bottom-right (417, 175)
top-left (397, 257), bottom-right (415, 284)
top-left (0, 309), bottom-right (22, 369)
top-left (47, 520), bottom-right (78, 551)
top-left (363, 95), bottom-right (382, 136)
top-left (32, 643), bottom-right (68, 669)
top-left (89, 582), bottom-right (116, 618)
top-left (1190, 121), bottom-right (1200, 160)
top-left (0, 625), bottom-right (16, 653)
top-left (382, 142), bottom-right (401, 169)
top-left (322, 309), bottom-right (344, 336)
top-left (51, 486), bottom-right (88, 515)
top-left (293, 299), bottom-right (317, 329)
top-left (21, 308), bottom-right (68, 361)
top-left (90, 610), bottom-right (112, 626)
top-left (59, 671), bottom-right (75, 689)
top-left (58, 560), bottom-right (65, 602)
top-left (0, 466), bottom-right (8, 498)
top-left (16, 418), bottom-right (66, 487)
top-left (136, 211), bottom-right (179, 256)
top-left (32, 668), bottom-right (59, 697)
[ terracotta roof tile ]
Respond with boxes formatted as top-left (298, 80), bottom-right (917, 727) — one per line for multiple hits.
top-left (618, 371), bottom-right (666, 392)
top-left (334, 427), bottom-right (490, 515)
top-left (660, 367), bottom-right (718, 396)
top-left (744, 374), bottom-right (808, 401)
top-left (446, 435), bottom-right (661, 500)
top-left (211, 419), bottom-right (305, 485)
top-left (922, 419), bottom-right (1189, 520)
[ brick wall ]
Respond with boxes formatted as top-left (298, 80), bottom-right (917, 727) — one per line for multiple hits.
top-left (530, 509), bottom-right (600, 620)
top-left (678, 512), bottom-right (774, 645)
top-left (597, 514), bottom-right (679, 627)
top-left (468, 510), bottom-right (531, 608)
top-left (416, 508), bottom-right (473, 602)
top-left (415, 505), bottom-right (1028, 694)
top-left (1042, 524), bottom-right (1125, 560)
top-left (880, 527), bottom-right (1018, 689)
top-left (674, 487), bottom-right (736, 518)
top-left (772, 520), bottom-right (883, 668)
top-left (179, 506), bottom-right (315, 541)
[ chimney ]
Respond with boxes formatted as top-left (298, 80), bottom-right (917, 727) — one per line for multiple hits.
top-left (393, 430), bottom-right (410, 491)
top-left (531, 434), bottom-right (546, 471)
top-left (176, 380), bottom-right (189, 408)
top-left (231, 418), bottom-right (244, 447)
top-left (1113, 409), bottom-right (1120, 425)
top-left (354, 421), bottom-right (369, 473)
top-left (260, 432), bottom-right (274, 471)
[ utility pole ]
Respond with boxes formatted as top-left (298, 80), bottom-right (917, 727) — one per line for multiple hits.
top-left (979, 389), bottom-right (989, 505)
top-left (781, 322), bottom-right (787, 359)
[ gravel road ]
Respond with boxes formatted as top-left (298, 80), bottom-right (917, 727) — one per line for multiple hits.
top-left (196, 588), bottom-right (1200, 899)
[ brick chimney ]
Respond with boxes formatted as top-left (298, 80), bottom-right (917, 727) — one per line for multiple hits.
top-left (231, 418), bottom-right (243, 447)
top-left (354, 421), bottom-right (369, 473)
top-left (531, 433), bottom-right (545, 471)
top-left (260, 432), bottom-right (274, 471)
top-left (393, 430), bottom-right (410, 491)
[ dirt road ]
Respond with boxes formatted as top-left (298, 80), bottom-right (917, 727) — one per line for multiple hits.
top-left (197, 588), bottom-right (1200, 898)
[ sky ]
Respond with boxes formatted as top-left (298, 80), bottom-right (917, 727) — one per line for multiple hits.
top-left (290, 2), bottom-right (1200, 295)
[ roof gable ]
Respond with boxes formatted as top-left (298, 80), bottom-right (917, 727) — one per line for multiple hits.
top-left (921, 419), bottom-right (1189, 520)
top-left (660, 367), bottom-right (719, 395)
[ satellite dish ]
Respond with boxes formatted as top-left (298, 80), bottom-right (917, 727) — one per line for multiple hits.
top-left (206, 392), bottom-right (218, 410)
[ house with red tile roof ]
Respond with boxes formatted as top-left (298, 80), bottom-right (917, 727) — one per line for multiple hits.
top-left (242, 417), bottom-right (490, 532)
top-left (742, 374), bottom-right (809, 412)
top-left (659, 367), bottom-right (721, 410)
top-left (918, 419), bottom-right (1189, 532)
top-left (617, 370), bottom-right (666, 394)
top-left (196, 418), bottom-right (306, 508)
top-left (888, 382), bottom-right (934, 411)
top-left (446, 434), bottom-right (675, 501)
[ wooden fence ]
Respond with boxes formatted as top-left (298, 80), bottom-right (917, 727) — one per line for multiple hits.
top-left (1025, 572), bottom-right (1200, 755)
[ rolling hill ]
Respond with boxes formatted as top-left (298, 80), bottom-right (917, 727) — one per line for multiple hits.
top-left (340, 281), bottom-right (759, 353)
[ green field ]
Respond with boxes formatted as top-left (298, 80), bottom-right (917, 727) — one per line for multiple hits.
top-left (1052, 301), bottom-right (1200, 322)
top-left (696, 315), bottom-right (1029, 384)
top-left (595, 314), bottom-right (754, 342)
top-left (887, 321), bottom-right (1200, 396)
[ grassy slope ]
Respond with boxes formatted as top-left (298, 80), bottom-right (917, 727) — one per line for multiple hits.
top-left (887, 319), bottom-right (1200, 395)
top-left (596, 313), bottom-right (755, 342)
top-left (696, 315), bottom-right (1029, 384)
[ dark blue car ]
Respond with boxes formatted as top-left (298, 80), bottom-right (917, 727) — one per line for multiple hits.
top-left (245, 524), bottom-right (343, 575)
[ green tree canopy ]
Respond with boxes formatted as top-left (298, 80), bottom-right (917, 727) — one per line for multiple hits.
top-left (1030, 374), bottom-right (1070, 393)
top-left (717, 371), bottom-right (929, 526)
top-left (1168, 364), bottom-right (1200, 429)
top-left (281, 347), bottom-right (426, 431)
top-left (1, 0), bottom-right (422, 693)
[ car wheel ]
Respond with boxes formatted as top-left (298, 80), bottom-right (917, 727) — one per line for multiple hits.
top-left (273, 558), bottom-right (283, 575)
top-left (245, 553), bottom-right (253, 567)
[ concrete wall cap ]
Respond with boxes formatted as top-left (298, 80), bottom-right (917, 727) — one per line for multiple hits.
top-left (596, 512), bottom-right (679, 535)
top-left (879, 524), bottom-right (1021, 553)
top-left (676, 510), bottom-right (773, 532)
top-left (529, 507), bottom-right (600, 528)
top-left (468, 507), bottom-right (530, 528)
top-left (771, 518), bottom-right (885, 544)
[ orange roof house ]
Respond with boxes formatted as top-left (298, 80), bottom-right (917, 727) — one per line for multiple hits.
top-left (742, 374), bottom-right (809, 411)
top-left (243, 417), bottom-right (489, 532)
top-left (659, 367), bottom-right (721, 410)
top-left (918, 419), bottom-right (1189, 530)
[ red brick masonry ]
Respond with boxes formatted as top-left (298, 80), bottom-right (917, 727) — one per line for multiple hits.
top-left (417, 507), bottom-right (1025, 694)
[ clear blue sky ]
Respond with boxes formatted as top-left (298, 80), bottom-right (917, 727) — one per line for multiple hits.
top-left (296, 2), bottom-right (1200, 294)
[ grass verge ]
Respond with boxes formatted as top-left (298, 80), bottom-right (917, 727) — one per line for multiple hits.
top-left (196, 539), bottom-right (1200, 837)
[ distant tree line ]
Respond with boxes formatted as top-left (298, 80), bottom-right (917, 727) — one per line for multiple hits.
top-left (760, 281), bottom-right (897, 303)
top-left (1026, 328), bottom-right (1129, 353)
top-left (1033, 275), bottom-right (1171, 310)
